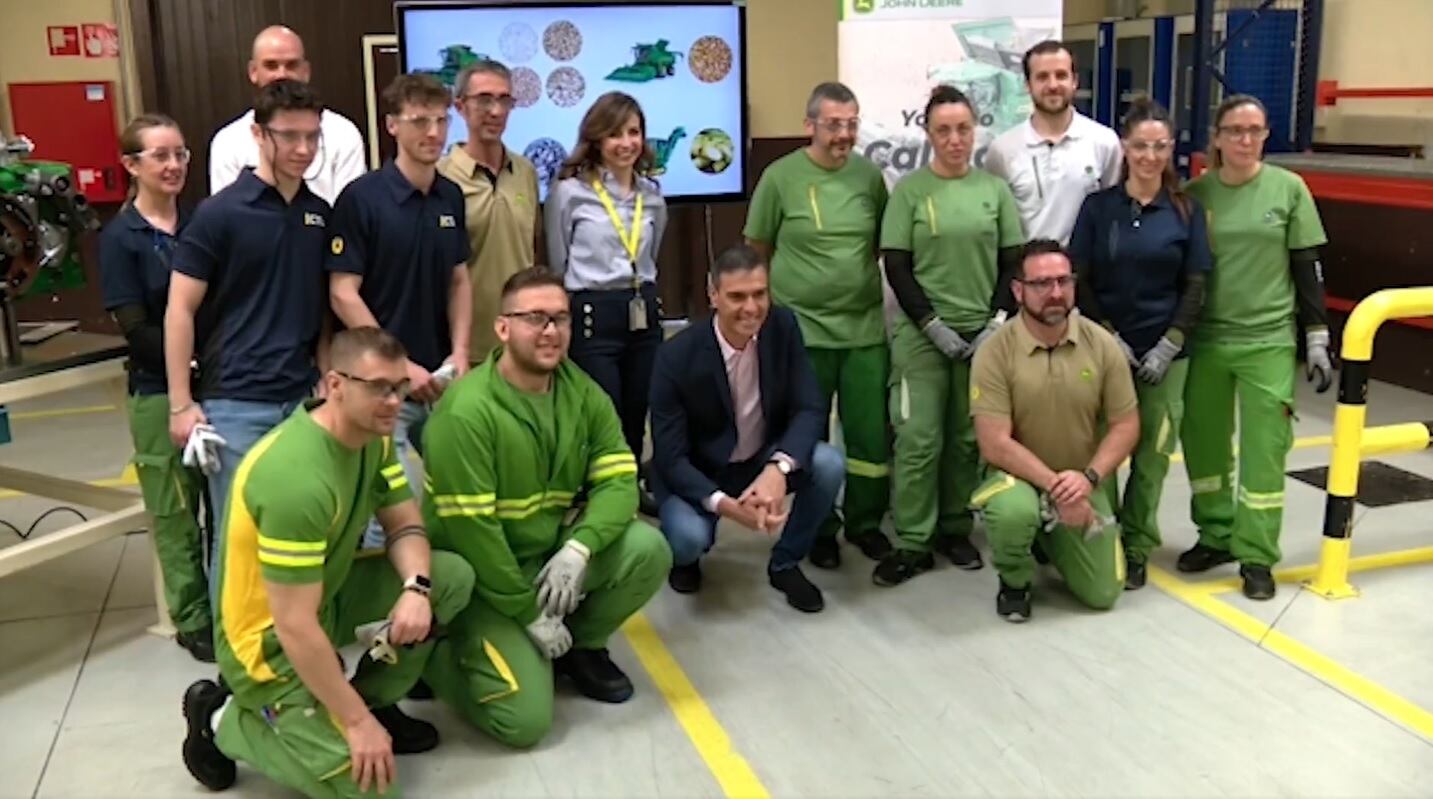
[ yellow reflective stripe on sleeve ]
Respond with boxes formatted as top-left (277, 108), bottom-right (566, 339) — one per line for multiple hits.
top-left (381, 463), bottom-right (404, 477)
top-left (255, 534), bottom-right (326, 553)
top-left (589, 462), bottom-right (639, 482)
top-left (970, 473), bottom-right (1017, 509)
top-left (432, 492), bottom-right (497, 518)
top-left (590, 453), bottom-right (635, 469)
top-left (845, 457), bottom-right (890, 479)
top-left (257, 551), bottom-right (325, 568)
top-left (386, 476), bottom-right (409, 492)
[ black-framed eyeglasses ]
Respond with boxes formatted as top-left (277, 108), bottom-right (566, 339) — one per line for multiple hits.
top-left (501, 310), bottom-right (572, 330)
top-left (334, 370), bottom-right (410, 399)
top-left (1019, 275), bottom-right (1075, 292)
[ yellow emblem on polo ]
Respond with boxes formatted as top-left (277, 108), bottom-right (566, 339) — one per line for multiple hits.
top-left (970, 385), bottom-right (981, 401)
top-left (330, 236), bottom-right (344, 255)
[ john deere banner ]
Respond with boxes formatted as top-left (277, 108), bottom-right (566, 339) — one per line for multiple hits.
top-left (838, 0), bottom-right (1063, 183)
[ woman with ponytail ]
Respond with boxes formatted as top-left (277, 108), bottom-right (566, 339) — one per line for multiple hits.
top-left (1068, 96), bottom-right (1211, 590)
top-left (99, 114), bottom-right (213, 661)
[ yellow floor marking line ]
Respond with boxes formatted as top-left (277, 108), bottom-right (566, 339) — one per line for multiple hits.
top-left (622, 612), bottom-right (771, 799)
top-left (1149, 564), bottom-right (1433, 742)
top-left (1181, 545), bottom-right (1433, 595)
top-left (9, 404), bottom-right (118, 421)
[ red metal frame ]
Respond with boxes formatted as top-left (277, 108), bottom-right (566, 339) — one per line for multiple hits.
top-left (1317, 79), bottom-right (1433, 107)
top-left (1295, 169), bottom-right (1433, 211)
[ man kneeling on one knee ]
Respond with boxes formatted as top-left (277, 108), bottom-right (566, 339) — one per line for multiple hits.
top-left (649, 244), bottom-right (843, 612)
top-left (419, 267), bottom-right (671, 749)
top-left (970, 239), bottom-right (1140, 622)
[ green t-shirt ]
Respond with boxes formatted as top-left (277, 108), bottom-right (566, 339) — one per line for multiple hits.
top-left (215, 404), bottom-right (411, 708)
top-left (514, 384), bottom-right (558, 465)
top-left (1186, 164), bottom-right (1327, 344)
top-left (881, 166), bottom-right (1025, 331)
top-left (743, 149), bottom-right (888, 348)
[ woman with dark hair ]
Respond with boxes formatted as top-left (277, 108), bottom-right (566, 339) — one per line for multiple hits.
top-left (877, 84), bottom-right (1025, 587)
top-left (544, 91), bottom-right (668, 513)
top-left (99, 114), bottom-right (213, 661)
top-left (1177, 93), bottom-right (1331, 600)
top-left (1069, 95), bottom-right (1211, 590)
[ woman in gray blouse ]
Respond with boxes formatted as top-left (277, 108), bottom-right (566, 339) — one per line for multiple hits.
top-left (545, 92), bottom-right (669, 505)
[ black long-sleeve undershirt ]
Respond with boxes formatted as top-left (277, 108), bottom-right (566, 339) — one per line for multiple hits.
top-left (112, 303), bottom-right (166, 377)
top-left (1291, 246), bottom-right (1329, 332)
top-left (885, 246), bottom-right (1022, 332)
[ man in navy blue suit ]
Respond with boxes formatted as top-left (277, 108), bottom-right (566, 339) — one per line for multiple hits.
top-left (648, 244), bottom-right (844, 613)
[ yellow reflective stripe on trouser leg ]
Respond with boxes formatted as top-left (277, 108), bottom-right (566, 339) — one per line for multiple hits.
top-left (1189, 476), bottom-right (1222, 494)
top-left (476, 638), bottom-right (520, 704)
top-left (970, 473), bottom-right (1017, 508)
top-left (1238, 486), bottom-right (1284, 510)
top-left (845, 457), bottom-right (890, 479)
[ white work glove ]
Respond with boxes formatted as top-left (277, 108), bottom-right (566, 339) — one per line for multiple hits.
top-left (181, 424), bottom-right (227, 476)
top-left (1112, 333), bottom-right (1140, 369)
top-left (971, 310), bottom-right (1008, 353)
top-left (922, 318), bottom-right (973, 360)
top-left (1038, 494), bottom-right (1114, 541)
top-left (431, 362), bottom-right (458, 389)
top-left (1305, 329), bottom-right (1334, 393)
top-left (1136, 335), bottom-right (1182, 385)
top-left (525, 612), bottom-right (573, 659)
top-left (354, 620), bottom-right (397, 665)
top-left (535, 539), bottom-right (590, 617)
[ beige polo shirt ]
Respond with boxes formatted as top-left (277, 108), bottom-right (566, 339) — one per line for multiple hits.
top-left (970, 312), bottom-right (1138, 472)
top-left (437, 144), bottom-right (540, 360)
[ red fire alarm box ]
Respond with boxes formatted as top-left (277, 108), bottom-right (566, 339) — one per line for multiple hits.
top-left (7, 81), bottom-right (125, 203)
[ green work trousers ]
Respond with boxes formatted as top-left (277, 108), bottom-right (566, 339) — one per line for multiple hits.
top-left (1119, 359), bottom-right (1189, 564)
top-left (808, 344), bottom-right (891, 540)
top-left (972, 471), bottom-right (1124, 610)
top-left (424, 520), bottom-right (670, 748)
top-left (127, 393), bottom-right (209, 633)
top-left (1181, 341), bottom-right (1296, 567)
top-left (214, 551), bottom-right (475, 799)
top-left (889, 320), bottom-right (982, 551)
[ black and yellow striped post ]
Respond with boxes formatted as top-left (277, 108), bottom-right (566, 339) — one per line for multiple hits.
top-left (1308, 287), bottom-right (1433, 599)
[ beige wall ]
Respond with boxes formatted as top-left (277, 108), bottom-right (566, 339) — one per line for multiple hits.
top-left (747, 0), bottom-right (839, 138)
top-left (0, 0), bottom-right (123, 138)
top-left (1315, 0), bottom-right (1433, 147)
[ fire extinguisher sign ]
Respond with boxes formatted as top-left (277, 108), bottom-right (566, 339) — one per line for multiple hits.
top-left (81, 23), bottom-right (120, 58)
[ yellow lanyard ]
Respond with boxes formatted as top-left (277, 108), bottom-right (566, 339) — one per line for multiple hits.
top-left (591, 179), bottom-right (643, 267)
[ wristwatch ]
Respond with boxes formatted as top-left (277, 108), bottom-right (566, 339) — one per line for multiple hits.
top-left (403, 575), bottom-right (432, 597)
top-left (1082, 467), bottom-right (1102, 488)
top-left (768, 457), bottom-right (793, 476)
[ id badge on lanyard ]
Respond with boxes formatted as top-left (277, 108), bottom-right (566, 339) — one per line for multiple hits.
top-left (592, 179), bottom-right (648, 331)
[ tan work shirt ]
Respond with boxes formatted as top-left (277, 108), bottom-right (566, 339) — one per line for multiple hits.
top-left (437, 144), bottom-right (540, 360)
top-left (970, 312), bottom-right (1138, 472)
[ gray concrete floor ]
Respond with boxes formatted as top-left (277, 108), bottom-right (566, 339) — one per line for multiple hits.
top-left (2, 377), bottom-right (1432, 798)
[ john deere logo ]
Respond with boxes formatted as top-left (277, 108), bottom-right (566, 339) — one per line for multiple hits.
top-left (853, 0), bottom-right (875, 13)
top-left (1080, 368), bottom-right (1094, 382)
top-left (330, 236), bottom-right (344, 255)
top-left (970, 385), bottom-right (981, 401)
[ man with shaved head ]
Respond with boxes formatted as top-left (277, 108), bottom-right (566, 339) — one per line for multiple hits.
top-left (209, 25), bottom-right (366, 204)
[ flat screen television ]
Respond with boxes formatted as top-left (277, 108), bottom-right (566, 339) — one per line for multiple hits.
top-left (397, 0), bottom-right (748, 204)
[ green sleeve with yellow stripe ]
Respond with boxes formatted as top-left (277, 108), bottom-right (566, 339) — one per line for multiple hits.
top-left (422, 408), bottom-right (541, 625)
top-left (375, 436), bottom-right (414, 509)
top-left (246, 472), bottom-right (335, 586)
top-left (565, 381), bottom-right (640, 554)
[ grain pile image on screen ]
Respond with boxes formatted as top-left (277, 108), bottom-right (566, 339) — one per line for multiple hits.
top-left (688, 35), bottom-right (733, 83)
top-left (543, 20), bottom-right (583, 61)
top-left (500, 22), bottom-right (538, 63)
top-left (524, 138), bottom-right (568, 189)
top-left (512, 67), bottom-right (542, 107)
top-left (691, 128), bottom-right (734, 174)
top-left (546, 66), bottom-right (586, 107)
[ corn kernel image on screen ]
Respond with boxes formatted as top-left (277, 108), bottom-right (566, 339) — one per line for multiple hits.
top-left (398, 1), bottom-right (748, 204)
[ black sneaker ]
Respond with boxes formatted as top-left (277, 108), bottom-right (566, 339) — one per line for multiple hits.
top-left (556, 648), bottom-right (634, 704)
top-left (1176, 543), bottom-right (1235, 573)
top-left (872, 549), bottom-right (934, 587)
top-left (996, 580), bottom-right (1032, 623)
top-left (177, 626), bottom-right (216, 663)
top-left (934, 535), bottom-right (983, 570)
top-left (768, 566), bottom-right (824, 613)
top-left (668, 561), bottom-right (702, 594)
top-left (849, 530), bottom-right (893, 561)
top-left (406, 678), bottom-right (434, 701)
top-left (181, 679), bottom-right (236, 791)
top-left (1240, 564), bottom-right (1276, 600)
top-left (808, 537), bottom-right (841, 570)
top-left (1124, 557), bottom-right (1147, 591)
top-left (371, 704), bottom-right (439, 754)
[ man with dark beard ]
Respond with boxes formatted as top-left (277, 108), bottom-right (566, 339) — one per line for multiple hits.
top-left (983, 40), bottom-right (1122, 244)
top-left (968, 240), bottom-right (1139, 622)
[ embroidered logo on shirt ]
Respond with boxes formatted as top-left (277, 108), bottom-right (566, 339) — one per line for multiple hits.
top-left (1263, 208), bottom-right (1286, 225)
top-left (438, 214), bottom-right (457, 228)
top-left (330, 236), bottom-right (344, 255)
top-left (304, 212), bottom-right (326, 227)
top-left (970, 385), bottom-right (982, 401)
top-left (1080, 367), bottom-right (1094, 382)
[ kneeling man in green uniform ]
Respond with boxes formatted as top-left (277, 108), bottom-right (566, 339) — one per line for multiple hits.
top-left (421, 267), bottom-right (671, 748)
top-left (970, 240), bottom-right (1140, 623)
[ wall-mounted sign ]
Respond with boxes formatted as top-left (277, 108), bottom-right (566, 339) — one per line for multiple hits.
top-left (47, 26), bottom-right (81, 57)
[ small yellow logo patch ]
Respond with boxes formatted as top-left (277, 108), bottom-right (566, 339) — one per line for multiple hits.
top-left (1080, 368), bottom-right (1094, 381)
top-left (438, 214), bottom-right (456, 228)
top-left (330, 236), bottom-right (344, 255)
top-left (970, 386), bottom-right (981, 401)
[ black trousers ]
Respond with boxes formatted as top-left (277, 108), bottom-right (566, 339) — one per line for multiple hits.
top-left (568, 283), bottom-right (662, 461)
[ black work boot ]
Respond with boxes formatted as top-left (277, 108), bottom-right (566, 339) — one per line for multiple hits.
top-left (808, 536), bottom-right (841, 569)
top-left (1176, 543), bottom-right (1234, 573)
top-left (176, 626), bottom-right (216, 663)
top-left (1240, 564), bottom-right (1276, 600)
top-left (372, 704), bottom-right (439, 754)
top-left (181, 679), bottom-right (236, 791)
top-left (849, 530), bottom-right (893, 561)
top-left (872, 549), bottom-right (935, 587)
top-left (556, 648), bottom-right (635, 704)
top-left (934, 535), bottom-right (983, 570)
top-left (996, 579), bottom-right (1033, 623)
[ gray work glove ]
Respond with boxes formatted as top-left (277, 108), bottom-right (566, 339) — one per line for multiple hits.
top-left (535, 539), bottom-right (590, 617)
top-left (922, 318), bottom-right (973, 360)
top-left (1136, 335), bottom-right (1182, 385)
top-left (971, 310), bottom-right (1008, 353)
top-left (525, 612), bottom-right (573, 660)
top-left (182, 423), bottom-right (227, 476)
top-left (1112, 333), bottom-right (1140, 369)
top-left (1305, 329), bottom-right (1333, 393)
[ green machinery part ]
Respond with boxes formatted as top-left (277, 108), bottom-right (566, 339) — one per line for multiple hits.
top-left (415, 45), bottom-right (493, 91)
top-left (1, 137), bottom-right (96, 299)
top-left (646, 126), bottom-right (687, 176)
top-left (606, 39), bottom-right (684, 83)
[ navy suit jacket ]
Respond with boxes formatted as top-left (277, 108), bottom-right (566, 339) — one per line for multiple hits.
top-left (649, 306), bottom-right (826, 507)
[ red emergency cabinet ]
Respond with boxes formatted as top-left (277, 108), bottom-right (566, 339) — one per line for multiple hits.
top-left (7, 81), bottom-right (125, 204)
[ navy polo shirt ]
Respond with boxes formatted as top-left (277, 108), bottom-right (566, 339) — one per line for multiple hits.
top-left (325, 161), bottom-right (470, 370)
top-left (98, 205), bottom-right (188, 396)
top-left (174, 169), bottom-right (330, 402)
top-left (1069, 185), bottom-right (1212, 356)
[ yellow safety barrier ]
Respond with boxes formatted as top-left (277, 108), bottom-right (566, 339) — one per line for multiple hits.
top-left (1308, 287), bottom-right (1433, 599)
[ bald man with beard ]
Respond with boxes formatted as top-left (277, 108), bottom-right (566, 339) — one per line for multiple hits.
top-left (208, 25), bottom-right (366, 204)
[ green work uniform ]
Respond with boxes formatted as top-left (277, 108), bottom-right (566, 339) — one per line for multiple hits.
top-left (1183, 165), bottom-right (1327, 567)
top-left (421, 354), bottom-right (671, 748)
top-left (1120, 361), bottom-right (1188, 563)
top-left (881, 165), bottom-right (1024, 551)
top-left (212, 405), bottom-right (476, 799)
top-left (127, 394), bottom-right (209, 633)
top-left (969, 314), bottom-right (1140, 608)
top-left (745, 149), bottom-right (891, 541)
